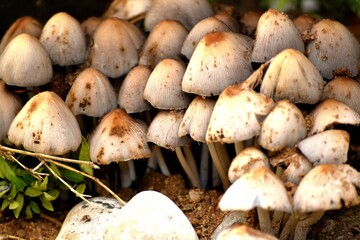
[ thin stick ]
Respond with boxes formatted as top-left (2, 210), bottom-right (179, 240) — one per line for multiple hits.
top-left (175, 147), bottom-right (201, 188)
top-left (4, 154), bottom-right (46, 180)
top-left (40, 213), bottom-right (63, 227)
top-left (207, 143), bottom-right (230, 189)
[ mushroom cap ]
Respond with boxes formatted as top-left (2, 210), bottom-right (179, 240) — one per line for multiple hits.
top-left (251, 9), bottom-right (305, 63)
top-left (260, 48), bottom-right (324, 104)
top-left (89, 108), bottom-right (151, 164)
top-left (144, 58), bottom-right (191, 110)
top-left (139, 20), bottom-right (188, 69)
top-left (147, 110), bottom-right (191, 150)
top-left (0, 33), bottom-right (53, 87)
top-left (40, 12), bottom-right (86, 66)
top-left (219, 166), bottom-right (292, 212)
top-left (258, 100), bottom-right (307, 151)
top-left (86, 17), bottom-right (144, 78)
top-left (293, 14), bottom-right (317, 36)
top-left (118, 65), bottom-right (152, 114)
top-left (81, 17), bottom-right (102, 40)
top-left (65, 67), bottom-right (117, 117)
top-left (228, 147), bottom-right (270, 183)
top-left (182, 32), bottom-right (254, 97)
top-left (7, 91), bottom-right (82, 155)
top-left (103, 0), bottom-right (152, 20)
top-left (178, 96), bottom-right (216, 143)
top-left (293, 164), bottom-right (360, 212)
top-left (144, 0), bottom-right (214, 31)
top-left (216, 223), bottom-right (278, 240)
top-left (206, 87), bottom-right (275, 143)
top-left (306, 19), bottom-right (360, 79)
top-left (297, 129), bottom-right (350, 165)
top-left (308, 98), bottom-right (360, 135)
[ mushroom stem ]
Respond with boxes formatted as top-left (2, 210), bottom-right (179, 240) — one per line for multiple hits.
top-left (257, 207), bottom-right (274, 235)
top-left (118, 161), bottom-right (133, 188)
top-left (272, 211), bottom-right (285, 236)
top-left (153, 145), bottom-right (171, 176)
top-left (200, 143), bottom-right (210, 188)
top-left (175, 147), bottom-right (201, 188)
top-left (234, 141), bottom-right (244, 154)
top-left (279, 213), bottom-right (298, 240)
top-left (183, 145), bottom-right (200, 181)
top-left (294, 211), bottom-right (325, 240)
top-left (207, 142), bottom-right (231, 189)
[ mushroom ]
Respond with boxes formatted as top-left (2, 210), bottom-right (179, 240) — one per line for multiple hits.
top-left (103, 0), bottom-right (152, 21)
top-left (7, 91), bottom-right (82, 155)
top-left (216, 223), bottom-right (278, 240)
top-left (251, 9), bottom-right (305, 64)
top-left (40, 12), bottom-right (86, 66)
top-left (0, 33), bottom-right (53, 87)
top-left (239, 10), bottom-right (261, 37)
top-left (293, 14), bottom-right (317, 38)
top-left (182, 32), bottom-right (254, 97)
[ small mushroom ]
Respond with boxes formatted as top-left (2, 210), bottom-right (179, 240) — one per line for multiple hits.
top-left (103, 0), bottom-right (152, 20)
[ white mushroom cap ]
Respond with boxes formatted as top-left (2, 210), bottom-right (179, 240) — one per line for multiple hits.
top-left (144, 58), bottom-right (191, 110)
top-left (297, 129), bottom-right (350, 165)
top-left (40, 12), bottom-right (86, 66)
top-left (118, 65), bottom-right (152, 114)
top-left (219, 166), bottom-right (292, 212)
top-left (147, 110), bottom-right (191, 150)
top-left (308, 98), bottom-right (360, 135)
top-left (216, 223), bottom-right (278, 240)
top-left (251, 9), bottom-right (305, 63)
top-left (182, 32), bottom-right (254, 97)
top-left (65, 67), bottom-right (117, 117)
top-left (0, 81), bottom-right (22, 143)
top-left (259, 100), bottom-right (307, 151)
top-left (306, 19), bottom-right (360, 79)
top-left (139, 20), bottom-right (188, 69)
top-left (0, 33), bottom-right (53, 87)
top-left (103, 0), bottom-right (152, 20)
top-left (144, 0), bottom-right (214, 31)
top-left (89, 108), bottom-right (151, 164)
top-left (206, 87), bottom-right (275, 143)
top-left (260, 48), bottom-right (324, 104)
top-left (228, 147), bottom-right (270, 183)
top-left (178, 96), bottom-right (216, 143)
top-left (7, 91), bottom-right (82, 155)
top-left (293, 164), bottom-right (360, 212)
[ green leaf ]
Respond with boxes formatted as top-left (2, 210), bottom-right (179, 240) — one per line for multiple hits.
top-left (13, 193), bottom-right (24, 218)
top-left (25, 186), bottom-right (43, 197)
top-left (0, 156), bottom-right (26, 191)
top-left (29, 201), bottom-right (41, 214)
top-left (8, 185), bottom-right (18, 199)
top-left (9, 200), bottom-right (19, 210)
top-left (50, 163), bottom-right (61, 176)
top-left (32, 176), bottom-right (48, 191)
top-left (40, 195), bottom-right (54, 211)
top-left (78, 137), bottom-right (94, 176)
top-left (60, 168), bottom-right (84, 183)
top-left (1, 198), bottom-right (10, 210)
top-left (43, 189), bottom-right (59, 201)
top-left (76, 183), bottom-right (86, 195)
top-left (0, 181), bottom-right (11, 198)
top-left (25, 205), bottom-right (33, 219)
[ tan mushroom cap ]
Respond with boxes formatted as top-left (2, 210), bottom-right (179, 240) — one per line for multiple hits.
top-left (182, 32), bottom-right (254, 97)
top-left (260, 48), bottom-right (324, 104)
top-left (251, 9), bottom-right (305, 63)
top-left (0, 33), bottom-right (53, 87)
top-left (206, 87), bottom-right (275, 143)
top-left (293, 14), bottom-right (317, 36)
top-left (89, 108), bottom-right (151, 164)
top-left (65, 67), bottom-right (117, 117)
top-left (139, 20), bottom-right (188, 69)
top-left (103, 0), bottom-right (152, 20)
top-left (40, 12), bottom-right (86, 66)
top-left (259, 100), bottom-right (307, 151)
top-left (219, 166), bottom-right (292, 212)
top-left (308, 98), bottom-right (360, 135)
top-left (7, 91), bottom-right (82, 155)
top-left (306, 19), bottom-right (360, 79)
top-left (297, 129), bottom-right (350, 165)
top-left (293, 164), bottom-right (360, 212)
top-left (216, 223), bottom-right (278, 240)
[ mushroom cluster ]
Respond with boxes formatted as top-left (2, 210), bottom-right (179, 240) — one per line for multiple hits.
top-left (0, 1), bottom-right (360, 239)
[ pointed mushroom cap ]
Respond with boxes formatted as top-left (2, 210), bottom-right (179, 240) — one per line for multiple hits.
top-left (103, 0), bottom-right (152, 20)
top-left (308, 99), bottom-right (360, 135)
top-left (297, 129), bottom-right (349, 165)
top-left (216, 223), bottom-right (278, 240)
top-left (293, 14), bottom-right (317, 36)
top-left (0, 81), bottom-right (22, 143)
top-left (0, 33), bottom-right (53, 87)
top-left (259, 100), bottom-right (307, 151)
top-left (293, 164), bottom-right (360, 212)
top-left (65, 67), bottom-right (117, 117)
top-left (147, 110), bottom-right (191, 150)
top-left (86, 17), bottom-right (144, 78)
top-left (321, 76), bottom-right (360, 114)
top-left (81, 17), bottom-right (102, 40)
top-left (228, 147), bottom-right (270, 183)
top-left (251, 9), bottom-right (305, 63)
top-left (306, 19), bottom-right (360, 79)
top-left (40, 12), bottom-right (86, 66)
top-left (118, 65), bottom-right (152, 114)
top-left (89, 108), bottom-right (151, 164)
top-left (139, 20), bottom-right (188, 69)
top-left (0, 16), bottom-right (42, 55)
top-left (178, 96), bottom-right (216, 143)
top-left (219, 166), bottom-right (292, 212)
top-left (144, 0), bottom-right (214, 31)
top-left (182, 32), bottom-right (254, 97)
top-left (260, 48), bottom-right (324, 104)
top-left (206, 87), bottom-right (275, 143)
top-left (180, 14), bottom-right (239, 59)
top-left (144, 58), bottom-right (192, 110)
top-left (7, 91), bottom-right (81, 155)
